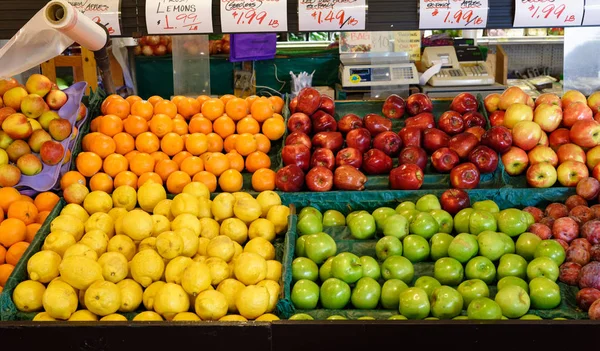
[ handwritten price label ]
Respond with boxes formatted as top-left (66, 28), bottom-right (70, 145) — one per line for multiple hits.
top-left (419, 0), bottom-right (489, 29)
top-left (298, 0), bottom-right (366, 31)
top-left (514, 0), bottom-right (584, 27)
top-left (583, 0), bottom-right (600, 25)
top-left (68, 0), bottom-right (121, 36)
top-left (220, 0), bottom-right (287, 33)
top-left (145, 0), bottom-right (213, 34)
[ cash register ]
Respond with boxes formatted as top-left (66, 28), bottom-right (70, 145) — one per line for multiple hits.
top-left (421, 46), bottom-right (496, 86)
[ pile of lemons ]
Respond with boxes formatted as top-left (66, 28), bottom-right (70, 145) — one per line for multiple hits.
top-left (13, 181), bottom-right (290, 322)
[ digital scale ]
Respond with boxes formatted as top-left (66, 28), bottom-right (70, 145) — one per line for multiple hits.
top-left (339, 52), bottom-right (420, 89)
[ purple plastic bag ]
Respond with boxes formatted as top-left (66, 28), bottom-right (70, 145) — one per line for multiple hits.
top-left (229, 33), bottom-right (277, 62)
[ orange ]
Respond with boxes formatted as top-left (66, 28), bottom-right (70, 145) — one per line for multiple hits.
top-left (129, 152), bottom-right (156, 176)
top-left (166, 171), bottom-right (191, 194)
top-left (235, 133), bottom-right (258, 156)
top-left (236, 116), bottom-right (260, 134)
top-left (101, 94), bottom-right (123, 115)
top-left (103, 153), bottom-right (129, 178)
top-left (160, 133), bottom-right (184, 156)
top-left (20, 196), bottom-right (34, 204)
top-left (192, 172), bottom-right (217, 193)
top-left (0, 264), bottom-right (15, 287)
top-left (150, 151), bottom-right (170, 163)
top-left (89, 134), bottom-right (117, 159)
top-left (189, 116), bottom-right (212, 134)
top-left (153, 100), bottom-right (177, 118)
top-left (224, 134), bottom-right (239, 153)
top-left (27, 223), bottom-right (41, 241)
top-left (225, 98), bottom-right (249, 121)
top-left (90, 117), bottom-right (101, 132)
top-left (172, 118), bottom-right (189, 135)
top-left (218, 169), bottom-right (243, 192)
top-left (199, 152), bottom-right (213, 165)
top-left (262, 117), bottom-right (285, 141)
top-left (155, 159), bottom-right (179, 182)
top-left (90, 172), bottom-right (114, 193)
top-left (0, 218), bottom-right (26, 247)
top-left (180, 156), bottom-right (204, 177)
top-left (82, 132), bottom-right (101, 151)
top-left (148, 95), bottom-right (164, 106)
top-left (245, 151), bottom-right (271, 173)
top-left (149, 114), bottom-right (174, 138)
top-left (114, 171), bottom-right (138, 189)
top-left (136, 132), bottom-right (160, 154)
top-left (204, 152), bottom-right (230, 177)
top-left (173, 151), bottom-right (193, 166)
top-left (113, 132), bottom-right (135, 155)
top-left (213, 116), bottom-right (235, 139)
top-left (171, 95), bottom-right (186, 106)
top-left (123, 115), bottom-right (149, 137)
top-left (124, 150), bottom-right (140, 164)
top-left (206, 133), bottom-right (224, 153)
top-left (201, 98), bottom-right (225, 121)
top-left (250, 99), bottom-right (274, 123)
top-left (220, 94), bottom-right (236, 106)
top-left (0, 246), bottom-right (4, 264)
top-left (174, 114), bottom-right (185, 121)
top-left (272, 113), bottom-right (284, 121)
top-left (138, 172), bottom-right (163, 187)
top-left (255, 133), bottom-right (271, 153)
top-left (177, 97), bottom-right (201, 119)
top-left (34, 192), bottom-right (59, 212)
top-left (60, 171), bottom-right (86, 190)
top-left (98, 114), bottom-right (124, 137)
top-left (6, 241), bottom-right (29, 266)
top-left (76, 152), bottom-right (103, 177)
top-left (0, 188), bottom-right (23, 213)
top-left (105, 98), bottom-right (131, 120)
top-left (8, 201), bottom-right (38, 225)
top-left (125, 95), bottom-right (143, 106)
top-left (131, 100), bottom-right (154, 120)
top-left (185, 133), bottom-right (208, 156)
top-left (36, 211), bottom-right (50, 225)
top-left (226, 151), bottom-right (245, 172)
top-left (251, 168), bottom-right (276, 191)
top-left (196, 95), bottom-right (211, 108)
top-left (268, 96), bottom-right (285, 114)
top-left (246, 95), bottom-right (260, 110)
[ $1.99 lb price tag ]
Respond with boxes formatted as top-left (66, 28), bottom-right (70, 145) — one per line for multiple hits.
top-left (419, 0), bottom-right (489, 29)
top-left (298, 0), bottom-right (367, 32)
top-left (145, 0), bottom-right (213, 34)
top-left (68, 0), bottom-right (122, 36)
top-left (513, 0), bottom-right (584, 27)
top-left (220, 0), bottom-right (288, 33)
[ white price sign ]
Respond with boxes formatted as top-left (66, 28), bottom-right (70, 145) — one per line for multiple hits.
top-left (298, 0), bottom-right (366, 32)
top-left (583, 0), bottom-right (600, 25)
top-left (145, 0), bottom-right (213, 34)
top-left (513, 0), bottom-right (584, 27)
top-left (220, 0), bottom-right (288, 33)
top-left (419, 0), bottom-right (488, 29)
top-left (68, 0), bottom-right (121, 36)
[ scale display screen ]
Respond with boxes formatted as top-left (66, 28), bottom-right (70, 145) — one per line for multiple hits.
top-left (348, 67), bottom-right (391, 82)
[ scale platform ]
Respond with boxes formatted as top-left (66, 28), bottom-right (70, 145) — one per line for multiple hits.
top-left (421, 83), bottom-right (507, 98)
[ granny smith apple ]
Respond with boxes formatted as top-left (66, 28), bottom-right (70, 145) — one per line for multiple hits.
top-left (477, 231), bottom-right (506, 261)
top-left (465, 256), bottom-right (496, 284)
top-left (323, 210), bottom-right (346, 227)
top-left (388, 315), bottom-right (408, 320)
top-left (299, 207), bottom-right (323, 222)
top-left (403, 235), bottom-right (430, 263)
top-left (520, 314), bottom-right (543, 320)
top-left (372, 207), bottom-right (397, 232)
top-left (409, 212), bottom-right (439, 240)
top-left (360, 256), bottom-right (381, 280)
top-left (296, 236), bottom-right (307, 257)
top-left (497, 209), bottom-right (529, 237)
top-left (523, 212), bottom-right (535, 228)
top-left (434, 257), bottom-right (464, 286)
top-left (298, 213), bottom-right (323, 236)
top-left (529, 276), bottom-right (561, 309)
top-left (331, 252), bottom-right (363, 284)
top-left (327, 315), bottom-right (347, 320)
top-left (469, 210), bottom-right (497, 235)
top-left (398, 209), bottom-right (419, 223)
top-left (429, 209), bottom-right (453, 234)
top-left (497, 276), bottom-right (529, 294)
top-left (289, 313), bottom-right (314, 320)
top-left (453, 316), bottom-right (469, 320)
top-left (351, 277), bottom-right (381, 309)
top-left (416, 194), bottom-right (441, 212)
top-left (457, 279), bottom-right (489, 309)
top-left (454, 208), bottom-right (474, 234)
top-left (467, 297), bottom-right (503, 320)
top-left (357, 316), bottom-right (376, 320)
top-left (472, 200), bottom-right (500, 214)
top-left (292, 257), bottom-right (319, 282)
top-left (424, 317), bottom-right (439, 320)
top-left (497, 253), bottom-right (528, 280)
top-left (381, 279), bottom-right (409, 309)
top-left (305, 233), bottom-right (337, 265)
top-left (515, 232), bottom-right (542, 261)
top-left (396, 201), bottom-right (416, 212)
top-left (291, 279), bottom-right (320, 309)
top-left (526, 257), bottom-right (559, 281)
top-left (381, 256), bottom-right (414, 284)
top-left (448, 233), bottom-right (479, 263)
top-left (494, 285), bottom-right (530, 318)
top-left (319, 257), bottom-right (334, 281)
top-left (414, 276), bottom-right (441, 299)
top-left (399, 287), bottom-right (430, 320)
top-left (430, 285), bottom-right (464, 319)
top-left (348, 213), bottom-right (376, 239)
top-left (498, 232), bottom-right (516, 254)
top-left (534, 240), bottom-right (566, 266)
top-left (320, 277), bottom-right (351, 309)
top-left (346, 210), bottom-right (368, 224)
top-left (430, 233), bottom-right (454, 261)
top-left (375, 236), bottom-right (403, 261)
top-left (382, 214), bottom-right (409, 240)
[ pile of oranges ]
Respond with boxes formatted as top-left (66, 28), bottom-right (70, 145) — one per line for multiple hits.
top-left (67, 93), bottom-right (285, 195)
top-left (0, 188), bottom-right (60, 292)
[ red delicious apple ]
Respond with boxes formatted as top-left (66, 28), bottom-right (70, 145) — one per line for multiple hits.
top-left (282, 144), bottom-right (311, 172)
top-left (545, 203), bottom-right (569, 219)
top-left (389, 164), bottom-right (424, 190)
top-left (405, 112), bottom-right (435, 130)
top-left (484, 93), bottom-right (501, 113)
top-left (534, 103), bottom-right (562, 133)
top-left (579, 261), bottom-right (600, 290)
top-left (499, 86), bottom-right (529, 110)
top-left (523, 206), bottom-right (544, 223)
top-left (570, 119), bottom-right (600, 148)
top-left (528, 145), bottom-right (558, 167)
top-left (287, 113), bottom-right (312, 135)
top-left (319, 95), bottom-right (335, 116)
top-left (335, 147), bottom-right (362, 169)
top-left (557, 161), bottom-right (589, 187)
top-left (311, 110), bottom-right (337, 133)
top-left (512, 121), bottom-right (543, 151)
top-left (346, 128), bottom-right (372, 153)
top-left (552, 216), bottom-right (579, 242)
top-left (398, 146), bottom-right (428, 171)
top-left (549, 128), bottom-right (571, 151)
top-left (422, 128), bottom-right (449, 154)
top-left (285, 131), bottom-right (312, 149)
top-left (440, 189), bottom-right (471, 215)
top-left (481, 126), bottom-right (513, 154)
top-left (398, 126), bottom-right (422, 148)
top-left (577, 177), bottom-right (600, 200)
top-left (465, 126), bottom-right (486, 141)
top-left (450, 92), bottom-right (478, 114)
top-left (592, 245), bottom-right (600, 261)
top-left (581, 220), bottom-right (600, 245)
top-left (535, 93), bottom-right (561, 108)
top-left (312, 132), bottom-right (344, 153)
top-left (338, 114), bottom-right (363, 134)
top-left (563, 101), bottom-right (593, 128)
top-left (382, 94), bottom-right (406, 119)
top-left (437, 111), bottom-right (465, 135)
top-left (489, 110), bottom-right (505, 127)
top-left (275, 164), bottom-right (305, 192)
top-left (559, 262), bottom-right (582, 286)
top-left (364, 114), bottom-right (392, 136)
top-left (373, 131), bottom-right (402, 157)
top-left (576, 287), bottom-right (600, 311)
top-left (468, 145), bottom-right (498, 173)
top-left (296, 87), bottom-right (321, 115)
top-left (333, 165), bottom-right (367, 191)
top-left (362, 149), bottom-right (393, 175)
top-left (406, 93), bottom-right (433, 116)
top-left (462, 111), bottom-right (486, 129)
top-left (570, 205), bottom-right (594, 225)
top-left (501, 147), bottom-right (529, 176)
top-left (529, 223), bottom-right (552, 240)
top-left (40, 140), bottom-right (64, 165)
top-left (526, 162), bottom-right (558, 188)
top-left (311, 148), bottom-right (335, 170)
top-left (557, 143), bottom-right (586, 164)
top-left (305, 166), bottom-right (333, 192)
top-left (431, 147), bottom-right (460, 173)
top-left (450, 162), bottom-right (480, 189)
top-left (448, 132), bottom-right (480, 159)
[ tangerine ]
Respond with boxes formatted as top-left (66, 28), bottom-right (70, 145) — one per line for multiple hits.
top-left (173, 151), bottom-right (193, 166)
top-left (177, 97), bottom-right (201, 119)
top-left (185, 133), bottom-right (209, 156)
top-left (226, 151), bottom-right (245, 172)
top-left (268, 96), bottom-right (285, 114)
top-left (103, 153), bottom-right (129, 178)
top-left (89, 172), bottom-right (114, 193)
top-left (123, 115), bottom-right (149, 137)
top-left (192, 171), bottom-right (217, 193)
top-left (225, 98), bottom-right (249, 121)
top-left (114, 171), bottom-right (138, 189)
top-left (148, 95), bottom-right (164, 106)
top-left (34, 192), bottom-right (60, 212)
top-left (189, 116), bottom-right (212, 134)
top-left (160, 133), bottom-right (184, 156)
top-left (149, 114), bottom-right (174, 138)
top-left (180, 156), bottom-right (204, 177)
top-left (8, 201), bottom-right (38, 225)
top-left (138, 172), bottom-right (163, 187)
top-left (60, 171), bottom-right (86, 190)
top-left (213, 116), bottom-right (235, 139)
top-left (89, 134), bottom-right (117, 159)
top-left (129, 152), bottom-right (156, 176)
top-left (130, 100), bottom-right (154, 120)
top-left (135, 132), bottom-right (160, 154)
top-left (98, 114), bottom-right (124, 137)
top-left (204, 152), bottom-right (230, 177)
top-left (245, 151), bottom-right (271, 173)
top-left (262, 117), bottom-right (285, 141)
top-left (236, 116), bottom-right (260, 134)
top-left (218, 169), bottom-right (243, 192)
top-left (0, 188), bottom-right (23, 213)
top-left (251, 168), bottom-right (276, 191)
top-left (166, 171), bottom-right (191, 194)
top-left (76, 152), bottom-right (103, 177)
top-left (206, 133), bottom-right (224, 153)
top-left (155, 159), bottom-right (179, 181)
top-left (201, 98), bottom-right (225, 121)
top-left (154, 100), bottom-right (178, 118)
top-left (113, 132), bottom-right (135, 155)
top-left (235, 133), bottom-right (258, 156)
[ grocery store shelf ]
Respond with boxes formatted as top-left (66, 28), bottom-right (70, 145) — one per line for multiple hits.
top-left (477, 36), bottom-right (564, 45)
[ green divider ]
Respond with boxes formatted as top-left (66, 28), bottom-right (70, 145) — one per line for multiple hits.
top-left (275, 213), bottom-right (297, 319)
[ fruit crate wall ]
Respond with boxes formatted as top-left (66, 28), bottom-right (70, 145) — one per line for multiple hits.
top-left (485, 44), bottom-right (564, 78)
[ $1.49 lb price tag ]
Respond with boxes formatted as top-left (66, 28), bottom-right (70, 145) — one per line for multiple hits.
top-left (419, 0), bottom-right (489, 29)
top-left (68, 0), bottom-right (122, 36)
top-left (145, 0), bottom-right (213, 34)
top-left (220, 0), bottom-right (288, 33)
top-left (298, 0), bottom-right (367, 32)
top-left (513, 0), bottom-right (584, 27)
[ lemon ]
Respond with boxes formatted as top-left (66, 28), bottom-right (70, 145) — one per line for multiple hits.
top-left (206, 235), bottom-right (235, 262)
top-left (219, 315), bottom-right (248, 321)
top-left (171, 214), bottom-right (200, 236)
top-left (42, 279), bottom-right (78, 320)
top-left (211, 193), bottom-right (235, 222)
top-left (248, 218), bottom-right (276, 242)
top-left (182, 182), bottom-right (210, 200)
top-left (153, 199), bottom-right (173, 221)
top-left (194, 290), bottom-right (228, 320)
top-left (255, 313), bottom-right (280, 321)
top-left (68, 310), bottom-right (98, 321)
top-left (84, 212), bottom-right (115, 238)
top-left (176, 228), bottom-right (199, 257)
top-left (232, 241), bottom-right (243, 260)
top-left (100, 313), bottom-right (128, 321)
top-left (234, 252), bottom-right (267, 285)
top-left (206, 257), bottom-right (230, 286)
top-left (233, 196), bottom-right (262, 224)
top-left (266, 260), bottom-right (282, 281)
top-left (228, 261), bottom-right (236, 279)
top-left (199, 218), bottom-right (219, 239)
top-left (171, 193), bottom-right (200, 218)
top-left (130, 249), bottom-right (165, 287)
top-left (42, 230), bottom-right (76, 257)
top-left (151, 215), bottom-right (170, 237)
top-left (172, 312), bottom-right (201, 321)
top-left (153, 283), bottom-right (190, 320)
top-left (156, 231), bottom-right (184, 259)
top-left (220, 218), bottom-right (248, 245)
top-left (142, 281), bottom-right (166, 310)
top-left (84, 280), bottom-right (121, 316)
top-left (61, 204), bottom-right (90, 223)
top-left (165, 256), bottom-right (194, 284)
top-left (112, 185), bottom-right (137, 211)
top-left (83, 191), bottom-right (113, 215)
top-left (233, 192), bottom-right (253, 202)
top-left (117, 279), bottom-right (143, 312)
top-left (138, 237), bottom-right (157, 252)
top-left (181, 261), bottom-right (212, 296)
top-left (51, 215), bottom-right (84, 241)
top-left (198, 198), bottom-right (212, 219)
top-left (59, 256), bottom-right (103, 290)
top-left (97, 252), bottom-right (129, 283)
top-left (121, 209), bottom-right (153, 241)
top-left (79, 230), bottom-right (110, 257)
top-left (236, 285), bottom-right (270, 320)
top-left (217, 278), bottom-right (246, 313)
top-left (137, 181), bottom-right (167, 213)
top-left (257, 279), bottom-right (280, 312)
top-left (108, 208), bottom-right (128, 222)
top-left (27, 250), bottom-right (61, 283)
top-left (133, 311), bottom-right (163, 321)
top-left (193, 255), bottom-right (207, 263)
top-left (267, 205), bottom-right (290, 235)
top-left (63, 243), bottom-right (98, 261)
top-left (256, 191), bottom-right (281, 218)
top-left (13, 280), bottom-right (45, 312)
top-left (244, 237), bottom-right (275, 260)
top-left (114, 215), bottom-right (125, 235)
top-left (33, 312), bottom-right (56, 321)
top-left (197, 237), bottom-right (210, 256)
top-left (107, 234), bottom-right (136, 260)
top-left (78, 289), bottom-right (87, 308)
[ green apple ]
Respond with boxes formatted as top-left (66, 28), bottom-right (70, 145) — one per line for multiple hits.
top-left (453, 316), bottom-right (469, 320)
top-left (398, 209), bottom-right (419, 223)
top-left (497, 276), bottom-right (529, 294)
top-left (529, 276), bottom-right (561, 309)
top-left (409, 212), bottom-right (439, 240)
top-left (494, 285), bottom-right (530, 318)
top-left (403, 234), bottom-right (430, 263)
top-left (289, 313), bottom-right (314, 320)
top-left (305, 233), bottom-right (337, 265)
top-left (291, 279), bottom-right (320, 309)
top-left (357, 316), bottom-right (376, 320)
top-left (327, 315), bottom-right (347, 320)
top-left (515, 232), bottom-right (542, 261)
top-left (372, 207), bottom-right (397, 232)
top-left (351, 277), bottom-right (381, 309)
top-left (448, 233), bottom-right (479, 263)
top-left (414, 276), bottom-right (441, 299)
top-left (381, 279), bottom-right (409, 310)
top-left (299, 207), bottom-right (323, 221)
top-left (396, 201), bottom-right (416, 212)
top-left (320, 277), bottom-right (351, 309)
top-left (430, 233), bottom-right (454, 261)
top-left (523, 212), bottom-right (535, 228)
top-left (382, 214), bottom-right (409, 240)
top-left (292, 257), bottom-right (319, 282)
top-left (430, 285), bottom-right (463, 319)
top-left (472, 200), bottom-right (500, 214)
top-left (526, 257), bottom-right (559, 281)
top-left (381, 256), bottom-right (414, 284)
top-left (319, 257), bottom-right (334, 281)
top-left (465, 256), bottom-right (496, 284)
top-left (498, 232), bottom-right (516, 254)
top-left (457, 279), bottom-right (489, 309)
top-left (454, 208), bottom-right (474, 234)
top-left (534, 240), bottom-right (566, 266)
top-left (375, 236), bottom-right (403, 261)
top-left (469, 210), bottom-right (497, 236)
top-left (360, 256), bottom-right (381, 280)
top-left (467, 297), bottom-right (503, 320)
top-left (520, 314), bottom-right (543, 320)
top-left (497, 209), bottom-right (529, 237)
top-left (477, 231), bottom-right (506, 261)
top-left (295, 236), bottom-right (307, 257)
top-left (348, 213), bottom-right (376, 239)
top-left (298, 213), bottom-right (324, 236)
top-left (416, 194), bottom-right (441, 212)
top-left (388, 314), bottom-right (408, 320)
top-left (434, 257), bottom-right (464, 286)
top-left (399, 287), bottom-right (430, 320)
top-left (497, 254), bottom-right (528, 280)
top-left (331, 252), bottom-right (363, 284)
top-left (346, 210), bottom-right (368, 224)
top-left (323, 210), bottom-right (346, 227)
top-left (429, 209), bottom-right (453, 234)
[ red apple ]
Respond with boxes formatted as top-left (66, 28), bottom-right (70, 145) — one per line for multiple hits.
top-left (422, 128), bottom-right (449, 154)
top-left (405, 112), bottom-right (435, 130)
top-left (538, 131), bottom-right (549, 147)
top-left (562, 90), bottom-right (587, 110)
top-left (282, 144), bottom-right (311, 172)
top-left (287, 113), bottom-right (312, 135)
top-left (533, 103), bottom-right (562, 133)
top-left (399, 146), bottom-right (427, 171)
top-left (499, 86), bottom-right (529, 110)
top-left (312, 132), bottom-right (343, 153)
top-left (39, 140), bottom-right (64, 165)
top-left (372, 131), bottom-right (402, 157)
top-left (462, 111), bottom-right (486, 129)
top-left (504, 103), bottom-right (533, 129)
top-left (587, 146), bottom-right (600, 170)
top-left (406, 93), bottom-right (433, 116)
top-left (448, 132), bottom-right (479, 159)
top-left (319, 95), bottom-right (335, 116)
top-left (526, 162), bottom-right (558, 188)
top-left (529, 223), bottom-right (552, 240)
top-left (557, 160), bottom-right (589, 187)
top-left (362, 149), bottom-right (393, 175)
top-left (296, 87), bottom-right (321, 115)
top-left (45, 89), bottom-right (68, 110)
top-left (484, 93), bottom-right (501, 113)
top-left (311, 110), bottom-right (337, 133)
top-left (437, 111), bottom-right (465, 135)
top-left (481, 126), bottom-right (513, 154)
top-left (431, 147), bottom-right (460, 173)
top-left (450, 162), bottom-right (480, 189)
top-left (501, 147), bottom-right (529, 176)
top-left (311, 148), bottom-right (335, 170)
top-left (527, 145), bottom-right (558, 167)
top-left (364, 114), bottom-right (391, 136)
top-left (285, 132), bottom-right (312, 150)
top-left (305, 166), bottom-right (333, 192)
top-left (398, 127), bottom-right (422, 148)
top-left (545, 203), bottom-right (569, 219)
top-left (512, 121), bottom-right (542, 151)
top-left (587, 92), bottom-right (600, 115)
top-left (289, 97), bottom-right (298, 114)
top-left (593, 163), bottom-right (600, 182)
top-left (335, 147), bottom-right (362, 169)
top-left (552, 216), bottom-right (579, 242)
top-left (566, 195), bottom-right (588, 210)
top-left (389, 164), bottom-right (424, 190)
top-left (560, 262), bottom-right (583, 286)
top-left (535, 93), bottom-right (561, 108)
top-left (557, 143), bottom-right (586, 164)
top-left (468, 145), bottom-right (499, 173)
top-left (563, 101), bottom-right (593, 128)
top-left (333, 165), bottom-right (367, 191)
top-left (440, 189), bottom-right (471, 215)
top-left (549, 128), bottom-right (571, 151)
top-left (382, 94), bottom-right (406, 119)
top-left (576, 287), bottom-right (600, 311)
top-left (346, 128), bottom-right (372, 153)
top-left (489, 110), bottom-right (505, 127)
top-left (338, 114), bottom-right (363, 134)
top-left (577, 177), bottom-right (600, 200)
top-left (465, 126), bottom-right (486, 141)
top-left (570, 119), bottom-right (600, 148)
top-left (275, 164), bottom-right (305, 192)
top-left (451, 92), bottom-right (478, 114)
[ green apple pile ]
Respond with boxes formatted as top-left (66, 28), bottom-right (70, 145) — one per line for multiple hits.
top-left (290, 195), bottom-right (568, 320)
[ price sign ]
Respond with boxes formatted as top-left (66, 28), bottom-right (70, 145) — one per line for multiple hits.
top-left (419, 0), bottom-right (488, 29)
top-left (145, 0), bottom-right (213, 34)
top-left (513, 0), bottom-right (584, 27)
top-left (68, 0), bottom-right (121, 36)
top-left (220, 0), bottom-right (288, 33)
top-left (298, 0), bottom-right (366, 31)
top-left (583, 0), bottom-right (600, 25)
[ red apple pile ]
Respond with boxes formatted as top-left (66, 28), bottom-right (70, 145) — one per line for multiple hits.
top-left (134, 36), bottom-right (172, 56)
